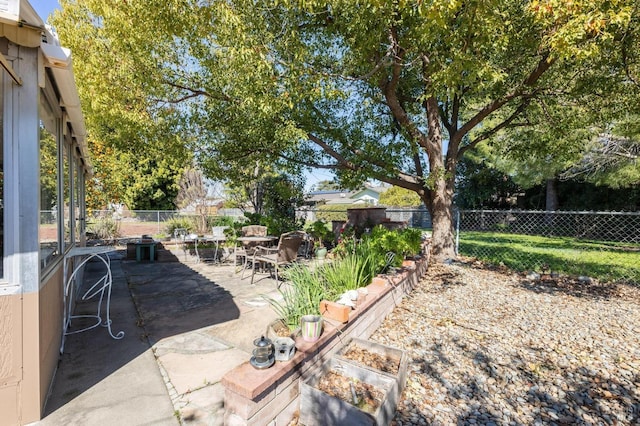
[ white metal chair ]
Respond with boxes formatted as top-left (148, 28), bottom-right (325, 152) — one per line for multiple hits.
top-left (211, 226), bottom-right (229, 263)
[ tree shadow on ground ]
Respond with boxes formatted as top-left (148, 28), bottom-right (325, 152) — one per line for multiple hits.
top-left (43, 251), bottom-right (240, 416)
top-left (404, 338), bottom-right (639, 425)
top-left (518, 276), bottom-right (634, 301)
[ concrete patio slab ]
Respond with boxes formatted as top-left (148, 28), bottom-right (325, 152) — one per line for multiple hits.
top-left (38, 249), bottom-right (288, 426)
top-left (158, 347), bottom-right (248, 395)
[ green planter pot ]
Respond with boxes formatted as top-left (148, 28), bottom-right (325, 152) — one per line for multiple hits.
top-left (315, 247), bottom-right (328, 260)
top-left (301, 315), bottom-right (323, 342)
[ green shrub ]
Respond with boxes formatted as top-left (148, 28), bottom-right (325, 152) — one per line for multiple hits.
top-left (88, 217), bottom-right (121, 240)
top-left (210, 215), bottom-right (236, 227)
top-left (364, 226), bottom-right (422, 266)
top-left (316, 204), bottom-right (349, 222)
top-left (164, 217), bottom-right (195, 236)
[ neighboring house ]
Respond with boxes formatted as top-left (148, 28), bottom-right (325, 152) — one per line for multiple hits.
top-left (305, 184), bottom-right (387, 207)
top-left (180, 198), bottom-right (225, 216)
top-left (0, 2), bottom-right (93, 424)
top-left (349, 186), bottom-right (386, 206)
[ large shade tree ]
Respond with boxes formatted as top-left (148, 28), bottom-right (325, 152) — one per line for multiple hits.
top-left (53, 0), bottom-right (638, 259)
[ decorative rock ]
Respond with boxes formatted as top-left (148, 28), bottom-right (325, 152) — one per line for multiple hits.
top-left (526, 271), bottom-right (541, 281)
top-left (365, 261), bottom-right (640, 425)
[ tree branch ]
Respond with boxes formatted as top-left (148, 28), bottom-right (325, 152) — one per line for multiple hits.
top-left (155, 79), bottom-right (232, 104)
top-left (379, 28), bottom-right (429, 152)
top-left (304, 133), bottom-right (424, 191)
top-left (457, 54), bottom-right (555, 137)
top-left (458, 99), bottom-right (532, 158)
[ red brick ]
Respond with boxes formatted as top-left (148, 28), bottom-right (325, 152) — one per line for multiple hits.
top-left (319, 300), bottom-right (350, 323)
top-left (402, 259), bottom-right (416, 269)
top-left (370, 276), bottom-right (389, 288)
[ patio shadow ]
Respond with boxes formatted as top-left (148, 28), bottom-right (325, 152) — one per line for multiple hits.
top-left (42, 251), bottom-right (239, 420)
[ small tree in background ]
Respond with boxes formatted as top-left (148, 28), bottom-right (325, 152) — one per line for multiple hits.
top-left (176, 167), bottom-right (208, 234)
top-left (379, 186), bottom-right (423, 208)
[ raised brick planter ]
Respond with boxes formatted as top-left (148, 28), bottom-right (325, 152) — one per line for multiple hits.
top-left (221, 243), bottom-right (431, 425)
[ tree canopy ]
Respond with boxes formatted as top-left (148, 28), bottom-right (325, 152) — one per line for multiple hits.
top-left (379, 186), bottom-right (423, 208)
top-left (52, 0), bottom-right (639, 258)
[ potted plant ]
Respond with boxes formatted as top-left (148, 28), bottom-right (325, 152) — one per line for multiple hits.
top-left (306, 220), bottom-right (333, 260)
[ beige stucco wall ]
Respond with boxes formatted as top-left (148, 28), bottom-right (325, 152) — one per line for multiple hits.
top-left (0, 263), bottom-right (64, 426)
top-left (39, 266), bottom-right (64, 412)
top-left (21, 290), bottom-right (41, 424)
top-left (23, 265), bottom-right (65, 424)
top-left (0, 292), bottom-right (22, 426)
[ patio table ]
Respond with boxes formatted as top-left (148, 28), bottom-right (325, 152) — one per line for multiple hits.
top-left (235, 236), bottom-right (279, 276)
top-left (236, 236), bottom-right (278, 245)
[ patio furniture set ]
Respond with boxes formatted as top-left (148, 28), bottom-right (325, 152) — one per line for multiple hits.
top-left (175, 225), bottom-right (310, 285)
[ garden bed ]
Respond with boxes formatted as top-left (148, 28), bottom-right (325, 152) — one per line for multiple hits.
top-left (335, 337), bottom-right (408, 395)
top-left (221, 241), bottom-right (430, 426)
top-left (300, 358), bottom-right (397, 426)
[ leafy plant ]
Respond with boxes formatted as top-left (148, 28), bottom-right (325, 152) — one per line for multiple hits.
top-left (164, 216), bottom-right (194, 236)
top-left (266, 227), bottom-right (425, 328)
top-left (265, 264), bottom-right (327, 331)
top-left (306, 220), bottom-right (334, 248)
top-left (87, 217), bottom-right (121, 240)
top-left (211, 215), bottom-right (236, 227)
top-left (364, 226), bottom-right (422, 266)
top-left (319, 253), bottom-right (378, 298)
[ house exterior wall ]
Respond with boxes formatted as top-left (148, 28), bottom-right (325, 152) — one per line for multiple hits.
top-left (39, 266), bottom-right (64, 412)
top-left (0, 292), bottom-right (22, 425)
top-left (0, 40), bottom-right (43, 426)
top-left (0, 8), bottom-right (89, 422)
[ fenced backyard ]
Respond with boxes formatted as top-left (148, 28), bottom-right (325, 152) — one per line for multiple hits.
top-left (72, 208), bottom-right (639, 285)
top-left (456, 210), bottom-right (640, 285)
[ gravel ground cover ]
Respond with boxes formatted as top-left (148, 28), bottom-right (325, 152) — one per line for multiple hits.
top-left (370, 259), bottom-right (640, 425)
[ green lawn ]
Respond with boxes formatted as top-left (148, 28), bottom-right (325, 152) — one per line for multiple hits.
top-left (458, 231), bottom-right (640, 284)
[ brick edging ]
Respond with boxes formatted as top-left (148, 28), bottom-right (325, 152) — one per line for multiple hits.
top-left (222, 245), bottom-right (431, 425)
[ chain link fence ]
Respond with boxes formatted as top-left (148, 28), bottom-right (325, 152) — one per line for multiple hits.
top-left (298, 207), bottom-right (639, 284)
top-left (85, 209), bottom-right (244, 240)
top-left (79, 207), bottom-right (638, 284)
top-left (456, 210), bottom-right (640, 285)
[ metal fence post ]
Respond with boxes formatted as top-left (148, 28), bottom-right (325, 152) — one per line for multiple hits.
top-left (157, 211), bottom-right (160, 234)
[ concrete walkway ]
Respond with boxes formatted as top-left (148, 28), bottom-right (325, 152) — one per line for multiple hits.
top-left (39, 248), bottom-right (283, 425)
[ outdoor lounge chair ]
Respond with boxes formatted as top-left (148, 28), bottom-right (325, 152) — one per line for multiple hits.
top-left (247, 231), bottom-right (306, 285)
top-left (236, 225), bottom-right (269, 275)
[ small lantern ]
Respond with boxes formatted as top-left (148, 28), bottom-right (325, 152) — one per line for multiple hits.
top-left (250, 335), bottom-right (275, 369)
top-left (274, 337), bottom-right (296, 362)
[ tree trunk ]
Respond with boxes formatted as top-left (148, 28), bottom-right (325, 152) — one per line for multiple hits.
top-left (545, 178), bottom-right (558, 211)
top-left (425, 176), bottom-right (457, 261)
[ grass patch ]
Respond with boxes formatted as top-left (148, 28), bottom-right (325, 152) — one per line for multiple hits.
top-left (459, 231), bottom-right (640, 284)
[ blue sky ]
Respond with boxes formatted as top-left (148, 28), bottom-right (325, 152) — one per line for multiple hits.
top-left (30, 0), bottom-right (60, 22)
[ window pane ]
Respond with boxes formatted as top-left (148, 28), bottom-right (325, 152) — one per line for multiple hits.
top-left (74, 162), bottom-right (81, 243)
top-left (39, 126), bottom-right (59, 269)
top-left (64, 144), bottom-right (71, 249)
